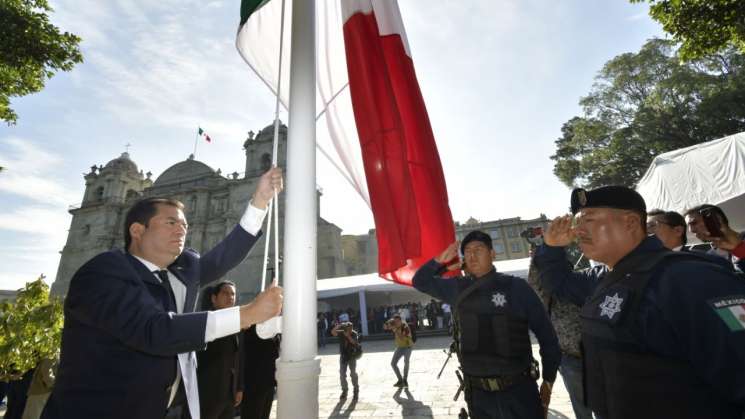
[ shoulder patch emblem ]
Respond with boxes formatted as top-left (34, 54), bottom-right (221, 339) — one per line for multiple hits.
top-left (599, 293), bottom-right (624, 319)
top-left (710, 295), bottom-right (745, 332)
top-left (492, 292), bottom-right (507, 308)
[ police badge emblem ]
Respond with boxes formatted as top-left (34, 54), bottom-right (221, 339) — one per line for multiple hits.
top-left (577, 189), bottom-right (588, 207)
top-left (491, 292), bottom-right (507, 308)
top-left (599, 293), bottom-right (624, 319)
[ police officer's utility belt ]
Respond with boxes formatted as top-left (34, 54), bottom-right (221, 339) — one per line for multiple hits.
top-left (464, 367), bottom-right (536, 392)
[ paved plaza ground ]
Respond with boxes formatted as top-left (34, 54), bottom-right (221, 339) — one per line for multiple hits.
top-left (0, 336), bottom-right (577, 419)
top-left (272, 335), bottom-right (576, 419)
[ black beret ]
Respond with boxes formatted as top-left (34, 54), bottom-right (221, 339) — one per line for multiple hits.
top-left (461, 230), bottom-right (493, 254)
top-left (570, 186), bottom-right (646, 216)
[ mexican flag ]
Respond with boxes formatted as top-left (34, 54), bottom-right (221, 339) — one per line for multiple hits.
top-left (198, 127), bottom-right (212, 143)
top-left (715, 303), bottom-right (745, 332)
top-left (236, 0), bottom-right (455, 285)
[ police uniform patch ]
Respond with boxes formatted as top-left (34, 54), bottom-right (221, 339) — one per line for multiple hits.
top-left (599, 293), bottom-right (624, 320)
top-left (577, 190), bottom-right (588, 207)
top-left (709, 295), bottom-right (745, 332)
top-left (491, 292), bottom-right (507, 308)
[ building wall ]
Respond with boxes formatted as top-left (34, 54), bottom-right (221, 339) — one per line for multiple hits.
top-left (52, 125), bottom-right (347, 303)
top-left (455, 215), bottom-right (550, 261)
top-left (340, 216), bottom-right (550, 277)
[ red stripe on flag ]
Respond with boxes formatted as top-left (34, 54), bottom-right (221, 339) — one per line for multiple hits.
top-left (343, 10), bottom-right (455, 285)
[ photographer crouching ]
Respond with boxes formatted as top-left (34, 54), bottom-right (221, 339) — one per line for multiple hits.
top-left (330, 322), bottom-right (361, 401)
top-left (412, 230), bottom-right (560, 419)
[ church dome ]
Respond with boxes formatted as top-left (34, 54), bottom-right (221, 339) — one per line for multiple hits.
top-left (103, 152), bottom-right (139, 175)
top-left (154, 156), bottom-right (217, 187)
top-left (254, 121), bottom-right (287, 142)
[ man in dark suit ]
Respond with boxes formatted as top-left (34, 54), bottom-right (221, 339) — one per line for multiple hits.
top-left (41, 168), bottom-right (284, 419)
top-left (197, 281), bottom-right (244, 419)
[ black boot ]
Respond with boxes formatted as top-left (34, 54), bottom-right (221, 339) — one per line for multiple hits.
top-left (402, 378), bottom-right (409, 388)
top-left (340, 390), bottom-right (347, 400)
top-left (393, 379), bottom-right (404, 387)
top-left (352, 388), bottom-right (359, 400)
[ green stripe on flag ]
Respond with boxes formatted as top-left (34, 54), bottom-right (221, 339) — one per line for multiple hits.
top-left (240, 0), bottom-right (271, 25)
top-left (716, 306), bottom-right (745, 332)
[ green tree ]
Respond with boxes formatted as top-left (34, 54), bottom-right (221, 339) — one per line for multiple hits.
top-left (0, 276), bottom-right (64, 381)
top-left (0, 0), bottom-right (83, 125)
top-left (631, 0), bottom-right (745, 61)
top-left (551, 38), bottom-right (745, 188)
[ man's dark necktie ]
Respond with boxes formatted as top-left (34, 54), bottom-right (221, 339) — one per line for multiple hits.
top-left (154, 270), bottom-right (177, 312)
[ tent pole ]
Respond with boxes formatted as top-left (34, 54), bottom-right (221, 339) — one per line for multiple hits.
top-left (359, 290), bottom-right (369, 336)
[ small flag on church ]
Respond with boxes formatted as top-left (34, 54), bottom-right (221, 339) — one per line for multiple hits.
top-left (198, 127), bottom-right (212, 143)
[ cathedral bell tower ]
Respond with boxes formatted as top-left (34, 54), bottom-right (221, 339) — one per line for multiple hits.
top-left (243, 122), bottom-right (288, 177)
top-left (52, 152), bottom-right (152, 295)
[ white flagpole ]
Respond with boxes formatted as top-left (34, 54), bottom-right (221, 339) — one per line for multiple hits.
top-left (275, 0), bottom-right (319, 417)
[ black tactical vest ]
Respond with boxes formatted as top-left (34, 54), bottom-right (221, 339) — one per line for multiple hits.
top-left (581, 250), bottom-right (740, 419)
top-left (455, 272), bottom-right (532, 377)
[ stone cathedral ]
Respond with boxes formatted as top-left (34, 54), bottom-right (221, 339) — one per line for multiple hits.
top-left (51, 123), bottom-right (348, 301)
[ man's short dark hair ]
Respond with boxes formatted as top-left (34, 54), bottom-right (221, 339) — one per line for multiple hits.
top-left (650, 210), bottom-right (687, 246)
top-left (684, 204), bottom-right (729, 226)
top-left (124, 197), bottom-right (184, 251)
top-left (460, 230), bottom-right (493, 255)
top-left (647, 209), bottom-right (665, 217)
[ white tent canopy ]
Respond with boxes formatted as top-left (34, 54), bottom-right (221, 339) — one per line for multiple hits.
top-left (637, 132), bottom-right (745, 232)
top-left (317, 257), bottom-right (531, 299)
top-left (316, 257), bottom-right (532, 335)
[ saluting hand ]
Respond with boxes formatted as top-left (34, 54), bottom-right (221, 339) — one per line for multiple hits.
top-left (544, 215), bottom-right (575, 247)
top-left (434, 241), bottom-right (461, 271)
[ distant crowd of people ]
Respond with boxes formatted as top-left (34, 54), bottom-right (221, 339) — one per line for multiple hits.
top-left (316, 300), bottom-right (452, 344)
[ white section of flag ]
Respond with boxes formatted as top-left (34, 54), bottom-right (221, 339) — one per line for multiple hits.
top-left (236, 0), bottom-right (371, 206)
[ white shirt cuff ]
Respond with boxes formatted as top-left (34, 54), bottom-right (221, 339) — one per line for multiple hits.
top-left (205, 306), bottom-right (241, 342)
top-left (239, 201), bottom-right (268, 236)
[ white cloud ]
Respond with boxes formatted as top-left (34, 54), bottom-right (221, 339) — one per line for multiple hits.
top-left (0, 209), bottom-right (69, 291)
top-left (0, 206), bottom-right (71, 238)
top-left (0, 138), bottom-right (79, 205)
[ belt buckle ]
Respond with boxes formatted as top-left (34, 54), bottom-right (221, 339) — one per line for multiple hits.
top-left (483, 378), bottom-right (501, 391)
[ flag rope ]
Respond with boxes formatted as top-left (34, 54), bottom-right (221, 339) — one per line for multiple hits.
top-left (260, 0), bottom-right (287, 292)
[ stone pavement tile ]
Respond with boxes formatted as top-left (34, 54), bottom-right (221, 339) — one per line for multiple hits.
top-left (267, 335), bottom-right (577, 418)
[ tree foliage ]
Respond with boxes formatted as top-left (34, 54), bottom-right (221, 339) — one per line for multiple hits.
top-left (551, 38), bottom-right (745, 188)
top-left (0, 0), bottom-right (83, 125)
top-left (631, 0), bottom-right (745, 61)
top-left (0, 276), bottom-right (64, 381)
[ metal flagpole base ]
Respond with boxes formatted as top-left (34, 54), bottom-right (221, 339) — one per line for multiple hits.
top-left (276, 357), bottom-right (321, 419)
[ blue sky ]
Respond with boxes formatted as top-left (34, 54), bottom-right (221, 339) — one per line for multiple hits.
top-left (0, 0), bottom-right (663, 290)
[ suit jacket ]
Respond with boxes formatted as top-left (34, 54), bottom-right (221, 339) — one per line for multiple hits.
top-left (242, 325), bottom-right (280, 394)
top-left (41, 225), bottom-right (259, 419)
top-left (197, 332), bottom-right (243, 419)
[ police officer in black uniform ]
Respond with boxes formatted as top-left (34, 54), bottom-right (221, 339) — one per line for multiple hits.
top-left (534, 186), bottom-right (745, 419)
top-left (413, 230), bottom-right (561, 419)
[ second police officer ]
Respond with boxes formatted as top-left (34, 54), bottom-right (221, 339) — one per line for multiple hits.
top-left (413, 230), bottom-right (561, 419)
top-left (534, 186), bottom-right (745, 419)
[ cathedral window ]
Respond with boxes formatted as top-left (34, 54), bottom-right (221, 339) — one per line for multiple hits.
top-left (261, 153), bottom-right (272, 172)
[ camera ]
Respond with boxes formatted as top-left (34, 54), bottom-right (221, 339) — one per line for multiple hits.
top-left (520, 227), bottom-right (545, 246)
top-left (699, 208), bottom-right (723, 238)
